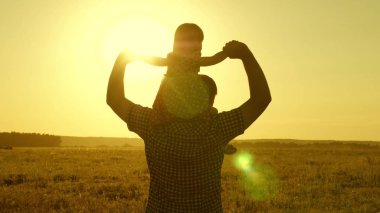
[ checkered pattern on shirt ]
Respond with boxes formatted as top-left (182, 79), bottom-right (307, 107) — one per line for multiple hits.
top-left (126, 104), bottom-right (245, 212)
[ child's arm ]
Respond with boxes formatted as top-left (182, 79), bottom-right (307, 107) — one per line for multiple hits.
top-left (139, 56), bottom-right (167, 66)
top-left (199, 51), bottom-right (227, 66)
top-left (139, 51), bottom-right (227, 67)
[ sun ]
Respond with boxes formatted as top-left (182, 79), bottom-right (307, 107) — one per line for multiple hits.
top-left (102, 16), bottom-right (172, 79)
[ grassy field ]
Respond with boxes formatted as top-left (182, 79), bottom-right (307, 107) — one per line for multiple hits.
top-left (0, 142), bottom-right (380, 212)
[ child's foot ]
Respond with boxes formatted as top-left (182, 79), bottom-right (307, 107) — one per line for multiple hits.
top-left (223, 144), bottom-right (237, 155)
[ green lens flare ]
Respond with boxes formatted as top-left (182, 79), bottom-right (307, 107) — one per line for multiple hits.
top-left (162, 74), bottom-right (209, 119)
top-left (241, 164), bottom-right (278, 200)
top-left (233, 151), bottom-right (278, 200)
top-left (233, 151), bottom-right (254, 172)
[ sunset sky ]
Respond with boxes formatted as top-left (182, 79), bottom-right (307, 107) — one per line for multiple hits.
top-left (1, 0), bottom-right (379, 141)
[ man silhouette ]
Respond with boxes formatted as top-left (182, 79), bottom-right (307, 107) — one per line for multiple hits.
top-left (106, 23), bottom-right (271, 212)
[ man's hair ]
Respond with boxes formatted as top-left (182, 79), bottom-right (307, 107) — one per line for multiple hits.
top-left (152, 74), bottom-right (217, 124)
top-left (199, 74), bottom-right (217, 106)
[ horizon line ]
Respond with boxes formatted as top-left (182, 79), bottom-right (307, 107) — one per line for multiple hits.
top-left (1, 131), bottom-right (379, 143)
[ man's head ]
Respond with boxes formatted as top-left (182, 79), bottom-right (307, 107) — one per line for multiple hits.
top-left (199, 74), bottom-right (217, 107)
top-left (173, 23), bottom-right (204, 57)
top-left (156, 74), bottom-right (217, 120)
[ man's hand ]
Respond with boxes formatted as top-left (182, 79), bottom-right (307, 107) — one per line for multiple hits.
top-left (223, 40), bottom-right (251, 60)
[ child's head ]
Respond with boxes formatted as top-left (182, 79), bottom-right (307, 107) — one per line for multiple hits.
top-left (173, 23), bottom-right (204, 58)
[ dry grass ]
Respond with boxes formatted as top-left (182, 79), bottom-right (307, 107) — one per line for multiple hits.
top-left (0, 142), bottom-right (379, 212)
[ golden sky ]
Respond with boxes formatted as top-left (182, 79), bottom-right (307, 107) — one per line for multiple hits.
top-left (0, 0), bottom-right (379, 140)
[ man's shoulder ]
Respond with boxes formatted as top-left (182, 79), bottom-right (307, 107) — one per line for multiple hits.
top-left (125, 103), bottom-right (154, 138)
top-left (211, 107), bottom-right (245, 143)
top-left (129, 103), bottom-right (153, 116)
top-left (214, 107), bottom-right (243, 119)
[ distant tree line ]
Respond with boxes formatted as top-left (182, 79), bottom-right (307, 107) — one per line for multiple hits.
top-left (0, 132), bottom-right (61, 147)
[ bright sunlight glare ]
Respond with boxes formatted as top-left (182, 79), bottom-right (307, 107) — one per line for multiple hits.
top-left (102, 16), bottom-right (172, 79)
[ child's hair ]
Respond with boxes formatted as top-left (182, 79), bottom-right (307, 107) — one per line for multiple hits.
top-left (174, 23), bottom-right (204, 43)
top-left (173, 23), bottom-right (204, 54)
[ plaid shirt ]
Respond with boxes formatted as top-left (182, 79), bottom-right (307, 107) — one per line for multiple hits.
top-left (125, 104), bottom-right (245, 212)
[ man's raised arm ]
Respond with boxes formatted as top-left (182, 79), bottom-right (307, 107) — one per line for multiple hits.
top-left (223, 40), bottom-right (271, 129)
top-left (106, 51), bottom-right (135, 122)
